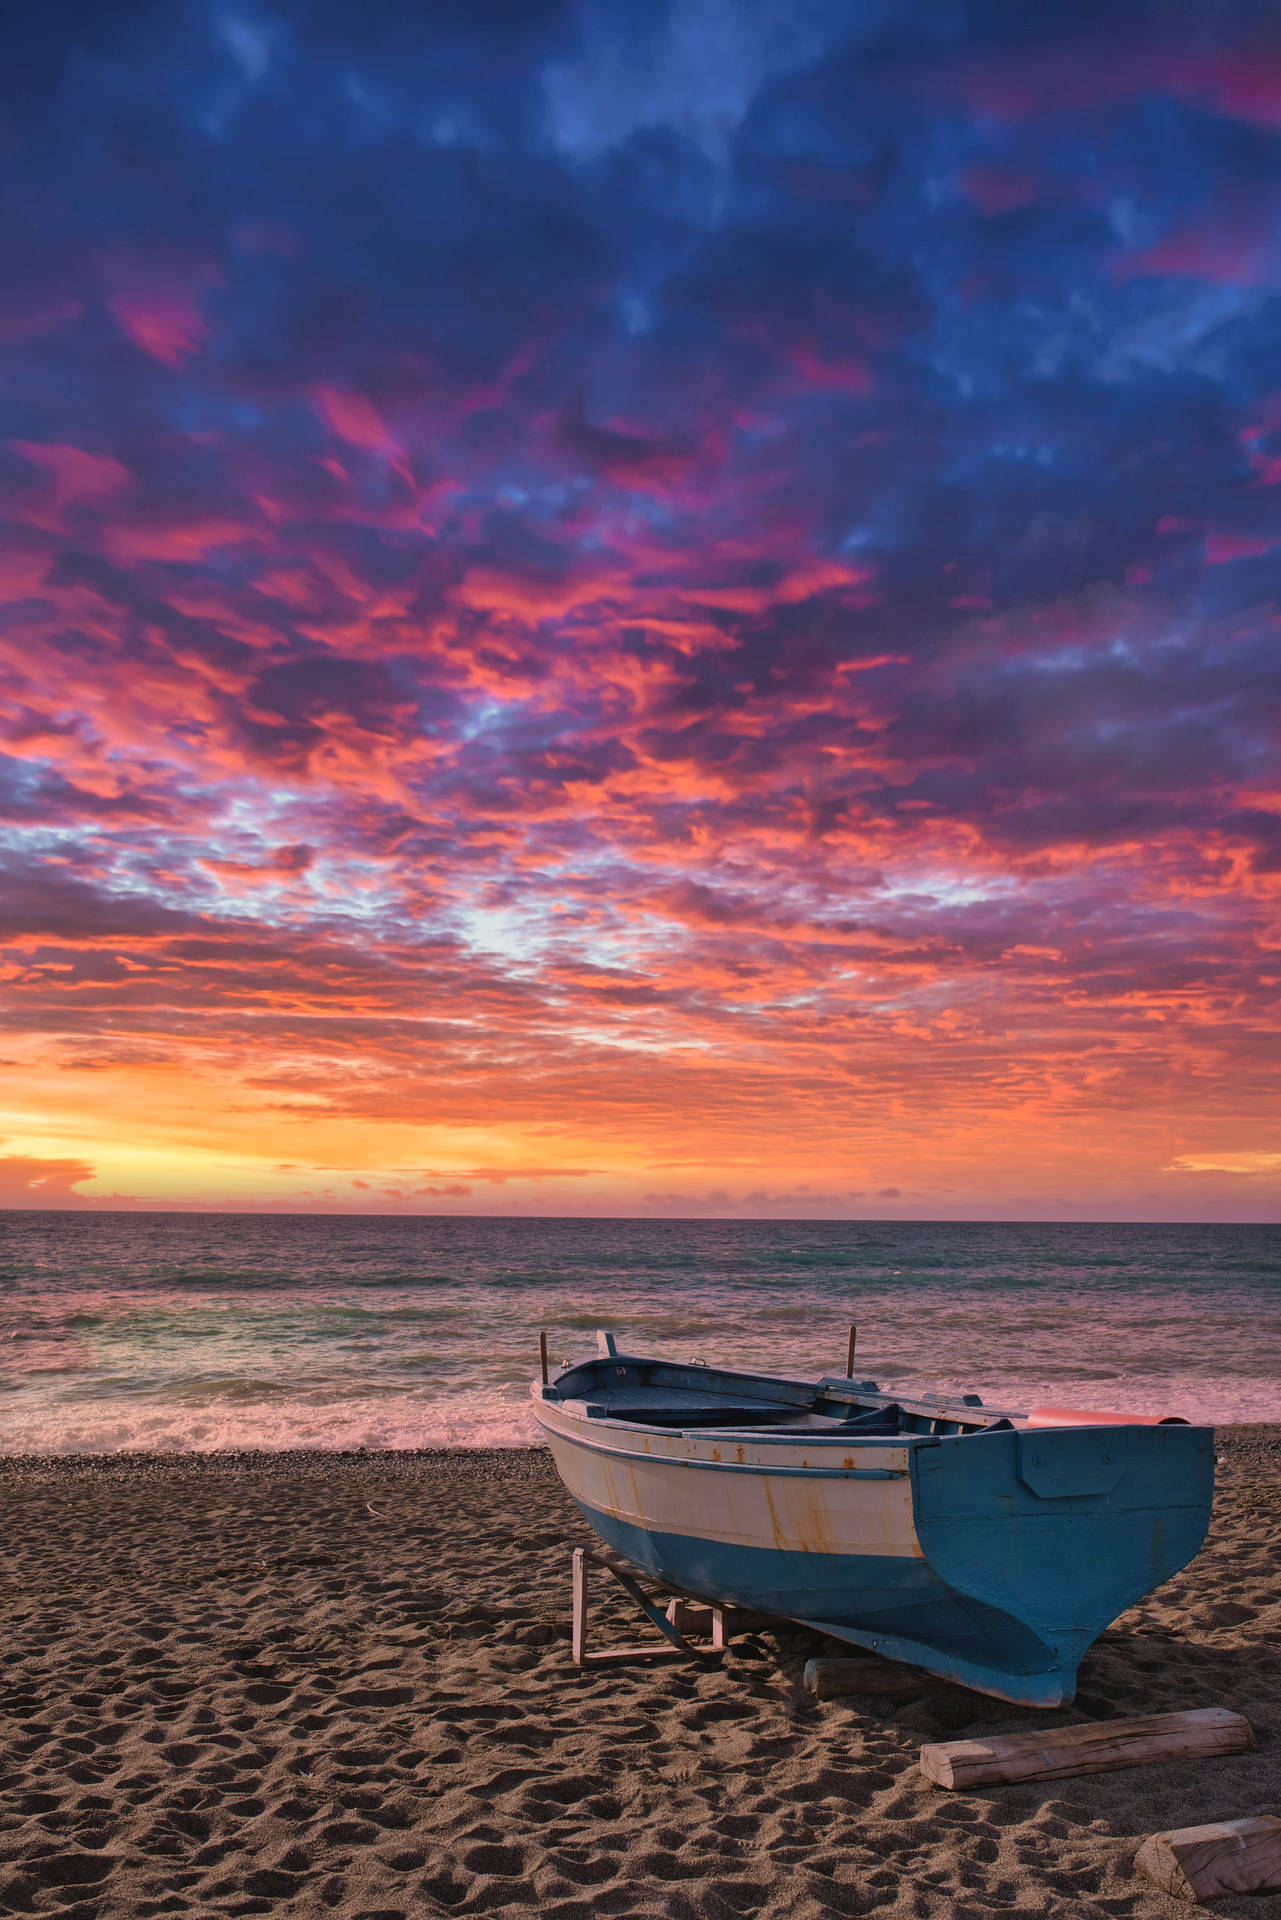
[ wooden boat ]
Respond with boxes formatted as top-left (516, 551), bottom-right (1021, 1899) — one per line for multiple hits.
top-left (531, 1332), bottom-right (1214, 1706)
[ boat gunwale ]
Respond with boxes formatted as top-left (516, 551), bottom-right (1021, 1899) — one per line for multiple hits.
top-left (535, 1419), bottom-right (912, 1478)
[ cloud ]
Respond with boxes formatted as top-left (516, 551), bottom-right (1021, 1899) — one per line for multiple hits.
top-left (1168, 1152), bottom-right (1281, 1176)
top-left (0, 0), bottom-right (1279, 1213)
top-left (0, 1153), bottom-right (96, 1203)
top-left (313, 385), bottom-right (391, 452)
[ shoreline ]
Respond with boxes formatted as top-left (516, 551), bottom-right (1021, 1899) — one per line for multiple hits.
top-left (0, 1442), bottom-right (553, 1470)
top-left (0, 1419), bottom-right (1278, 1471)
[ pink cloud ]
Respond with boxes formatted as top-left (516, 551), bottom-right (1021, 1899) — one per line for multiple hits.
top-left (1194, 47), bottom-right (1281, 129)
top-left (103, 517), bottom-right (261, 562)
top-left (945, 33), bottom-right (1281, 129)
top-left (199, 844), bottom-right (316, 889)
top-left (0, 1153), bottom-right (96, 1203)
top-left (10, 441), bottom-right (134, 510)
top-left (1114, 212), bottom-right (1281, 287)
top-left (102, 254), bottom-right (223, 370)
top-left (314, 385), bottom-right (391, 451)
top-left (1204, 531), bottom-right (1280, 564)
top-left (792, 343), bottom-right (874, 394)
top-left (109, 291), bottom-right (212, 368)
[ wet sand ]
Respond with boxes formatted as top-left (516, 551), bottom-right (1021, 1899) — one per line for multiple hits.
top-left (0, 1427), bottom-right (1277, 1919)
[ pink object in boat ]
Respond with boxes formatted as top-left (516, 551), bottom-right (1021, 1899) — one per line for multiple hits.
top-left (1025, 1406), bottom-right (1189, 1428)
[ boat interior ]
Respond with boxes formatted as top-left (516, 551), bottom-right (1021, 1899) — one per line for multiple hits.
top-left (547, 1336), bottom-right (1018, 1437)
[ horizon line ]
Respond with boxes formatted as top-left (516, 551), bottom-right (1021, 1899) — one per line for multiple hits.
top-left (1, 1207), bottom-right (1278, 1226)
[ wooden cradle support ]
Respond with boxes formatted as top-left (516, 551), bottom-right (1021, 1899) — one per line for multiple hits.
top-left (570, 1544), bottom-right (764, 1668)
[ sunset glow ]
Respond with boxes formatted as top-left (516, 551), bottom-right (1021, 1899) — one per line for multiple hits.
top-left (2, 1), bottom-right (1279, 1217)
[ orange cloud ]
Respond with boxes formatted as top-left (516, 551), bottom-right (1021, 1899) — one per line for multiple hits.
top-left (0, 1153), bottom-right (96, 1204)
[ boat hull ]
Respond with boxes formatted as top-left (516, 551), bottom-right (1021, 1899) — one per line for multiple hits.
top-left (536, 1396), bottom-right (1214, 1705)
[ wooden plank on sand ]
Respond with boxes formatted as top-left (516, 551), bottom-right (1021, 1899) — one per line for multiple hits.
top-left (579, 1642), bottom-right (690, 1667)
top-left (1135, 1816), bottom-right (1281, 1903)
top-left (805, 1656), bottom-right (923, 1698)
top-left (919, 1706), bottom-right (1253, 1790)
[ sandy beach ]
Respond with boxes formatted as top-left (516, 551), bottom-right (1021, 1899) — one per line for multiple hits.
top-left (1, 1428), bottom-right (1277, 1920)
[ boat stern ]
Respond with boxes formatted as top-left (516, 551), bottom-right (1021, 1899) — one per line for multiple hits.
top-left (906, 1419), bottom-right (1215, 1701)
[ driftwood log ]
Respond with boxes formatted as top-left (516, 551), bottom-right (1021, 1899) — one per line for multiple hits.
top-left (919, 1706), bottom-right (1253, 1790)
top-left (1135, 1815), bottom-right (1281, 1903)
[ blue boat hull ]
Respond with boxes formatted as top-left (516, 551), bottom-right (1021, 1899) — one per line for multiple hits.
top-left (572, 1496), bottom-right (1078, 1703)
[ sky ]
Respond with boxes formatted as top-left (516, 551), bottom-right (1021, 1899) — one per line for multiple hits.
top-left (0, 0), bottom-right (1279, 1219)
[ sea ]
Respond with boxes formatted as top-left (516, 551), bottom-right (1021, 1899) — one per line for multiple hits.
top-left (0, 1213), bottom-right (1277, 1453)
